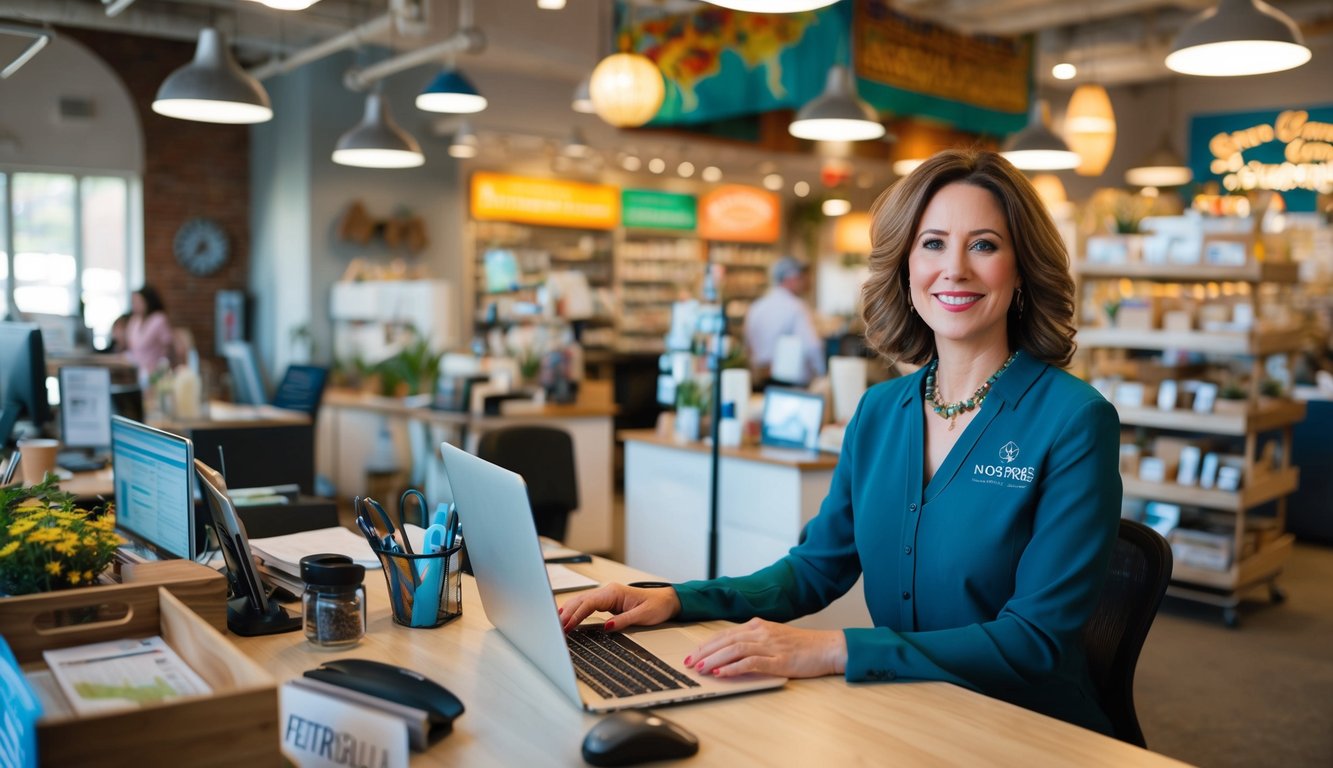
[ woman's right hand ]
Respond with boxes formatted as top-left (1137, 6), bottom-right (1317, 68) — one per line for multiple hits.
top-left (557, 583), bottom-right (682, 633)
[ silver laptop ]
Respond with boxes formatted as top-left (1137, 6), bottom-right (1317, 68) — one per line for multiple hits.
top-left (440, 443), bottom-right (786, 712)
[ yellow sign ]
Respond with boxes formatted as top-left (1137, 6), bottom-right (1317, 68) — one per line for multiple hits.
top-left (470, 172), bottom-right (620, 229)
top-left (1208, 109), bottom-right (1333, 194)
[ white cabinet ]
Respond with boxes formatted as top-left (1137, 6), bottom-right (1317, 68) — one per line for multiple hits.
top-left (330, 280), bottom-right (457, 364)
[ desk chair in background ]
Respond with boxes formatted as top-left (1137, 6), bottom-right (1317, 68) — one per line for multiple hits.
top-left (1082, 518), bottom-right (1173, 748)
top-left (476, 426), bottom-right (578, 542)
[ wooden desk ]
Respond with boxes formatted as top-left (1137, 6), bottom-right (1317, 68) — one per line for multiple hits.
top-left (233, 556), bottom-right (1189, 767)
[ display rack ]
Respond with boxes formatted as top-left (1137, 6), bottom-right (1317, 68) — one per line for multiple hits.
top-left (614, 230), bottom-right (705, 354)
top-left (1076, 249), bottom-right (1305, 627)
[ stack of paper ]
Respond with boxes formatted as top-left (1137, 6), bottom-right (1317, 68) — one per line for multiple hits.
top-left (250, 525), bottom-right (429, 577)
top-left (43, 637), bottom-right (211, 716)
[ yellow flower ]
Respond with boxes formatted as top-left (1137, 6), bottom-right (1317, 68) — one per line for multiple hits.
top-left (45, 560), bottom-right (64, 576)
top-left (0, 541), bottom-right (19, 558)
top-left (8, 519), bottom-right (37, 536)
top-left (25, 527), bottom-right (63, 544)
top-left (68, 570), bottom-right (82, 585)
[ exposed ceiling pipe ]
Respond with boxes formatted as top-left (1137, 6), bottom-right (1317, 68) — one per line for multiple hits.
top-left (341, 0), bottom-right (484, 91)
top-left (247, 0), bottom-right (430, 81)
top-left (0, 0), bottom-right (290, 54)
top-left (103, 0), bottom-right (139, 18)
top-left (0, 21), bottom-right (53, 79)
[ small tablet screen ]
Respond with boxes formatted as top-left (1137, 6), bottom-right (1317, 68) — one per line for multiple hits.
top-left (760, 387), bottom-right (824, 451)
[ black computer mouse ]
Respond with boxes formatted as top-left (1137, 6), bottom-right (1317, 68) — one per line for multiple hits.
top-left (582, 710), bottom-right (699, 766)
top-left (304, 658), bottom-right (464, 737)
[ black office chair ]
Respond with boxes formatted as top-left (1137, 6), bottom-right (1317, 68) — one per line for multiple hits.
top-left (1082, 517), bottom-right (1173, 748)
top-left (476, 426), bottom-right (578, 542)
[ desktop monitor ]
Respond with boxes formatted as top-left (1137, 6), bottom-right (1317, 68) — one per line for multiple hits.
top-left (222, 341), bottom-right (266, 405)
top-left (111, 415), bottom-right (198, 561)
top-left (58, 366), bottom-right (113, 451)
top-left (189, 425), bottom-right (315, 495)
top-left (271, 364), bottom-right (328, 416)
top-left (0, 321), bottom-right (52, 447)
top-left (760, 387), bottom-right (825, 452)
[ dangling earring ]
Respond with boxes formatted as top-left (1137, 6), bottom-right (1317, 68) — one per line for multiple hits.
top-left (1013, 285), bottom-right (1025, 317)
top-left (907, 282), bottom-right (916, 314)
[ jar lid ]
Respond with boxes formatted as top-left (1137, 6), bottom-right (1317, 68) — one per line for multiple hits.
top-left (300, 553), bottom-right (365, 587)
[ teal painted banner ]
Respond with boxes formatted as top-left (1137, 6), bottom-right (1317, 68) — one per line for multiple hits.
top-left (622, 189), bottom-right (697, 231)
top-left (1189, 105), bottom-right (1333, 213)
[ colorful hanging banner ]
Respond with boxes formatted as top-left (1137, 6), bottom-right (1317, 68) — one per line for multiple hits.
top-left (470, 172), bottom-right (620, 229)
top-left (621, 189), bottom-right (697, 230)
top-left (1189, 105), bottom-right (1333, 213)
top-left (698, 185), bottom-right (781, 243)
top-left (853, 0), bottom-right (1029, 135)
top-left (626, 1), bottom-right (847, 126)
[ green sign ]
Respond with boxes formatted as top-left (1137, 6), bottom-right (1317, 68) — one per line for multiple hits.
top-left (621, 189), bottom-right (697, 231)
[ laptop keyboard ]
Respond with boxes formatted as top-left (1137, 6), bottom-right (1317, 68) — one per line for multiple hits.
top-left (567, 628), bottom-right (701, 699)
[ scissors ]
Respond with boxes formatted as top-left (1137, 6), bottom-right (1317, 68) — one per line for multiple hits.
top-left (401, 488), bottom-right (429, 529)
top-left (362, 496), bottom-right (415, 556)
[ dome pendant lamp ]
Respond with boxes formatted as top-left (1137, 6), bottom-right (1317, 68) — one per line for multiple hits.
top-left (416, 68), bottom-right (488, 114)
top-left (1126, 133), bottom-right (1194, 188)
top-left (1166, 0), bottom-right (1311, 76)
top-left (788, 66), bottom-right (885, 142)
top-left (332, 92), bottom-right (425, 169)
top-left (1001, 99), bottom-right (1080, 171)
top-left (1065, 83), bottom-right (1116, 177)
top-left (152, 28), bottom-right (273, 124)
top-left (702, 0), bottom-right (840, 11)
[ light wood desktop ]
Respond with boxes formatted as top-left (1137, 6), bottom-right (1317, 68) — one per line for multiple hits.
top-left (233, 554), bottom-right (1189, 767)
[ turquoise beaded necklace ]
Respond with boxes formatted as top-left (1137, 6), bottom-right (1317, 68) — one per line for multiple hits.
top-left (924, 351), bottom-right (1019, 431)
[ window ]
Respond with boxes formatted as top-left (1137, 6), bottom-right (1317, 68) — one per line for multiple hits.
top-left (1, 170), bottom-right (139, 348)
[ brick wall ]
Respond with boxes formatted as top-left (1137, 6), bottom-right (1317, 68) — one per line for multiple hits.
top-left (65, 27), bottom-right (250, 363)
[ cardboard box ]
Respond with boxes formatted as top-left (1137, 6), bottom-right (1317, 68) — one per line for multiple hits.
top-left (1171, 528), bottom-right (1233, 571)
top-left (1162, 310), bottom-right (1194, 332)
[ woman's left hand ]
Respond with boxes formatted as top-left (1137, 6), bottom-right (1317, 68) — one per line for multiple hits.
top-left (684, 618), bottom-right (847, 679)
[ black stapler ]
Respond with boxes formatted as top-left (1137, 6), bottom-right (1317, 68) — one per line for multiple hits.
top-left (304, 658), bottom-right (464, 744)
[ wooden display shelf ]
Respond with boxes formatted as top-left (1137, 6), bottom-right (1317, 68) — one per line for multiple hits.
top-left (1076, 261), bottom-right (1300, 284)
top-left (1077, 326), bottom-right (1303, 355)
top-left (1169, 532), bottom-right (1294, 591)
top-left (1122, 467), bottom-right (1299, 511)
top-left (1113, 399), bottom-right (1307, 436)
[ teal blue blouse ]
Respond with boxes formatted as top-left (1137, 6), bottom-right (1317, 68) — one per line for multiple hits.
top-left (674, 350), bottom-right (1122, 734)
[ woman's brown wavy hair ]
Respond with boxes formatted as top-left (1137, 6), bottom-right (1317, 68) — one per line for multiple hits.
top-left (859, 148), bottom-right (1077, 368)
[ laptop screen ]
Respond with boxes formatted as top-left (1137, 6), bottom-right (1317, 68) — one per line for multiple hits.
top-left (760, 387), bottom-right (825, 451)
top-left (111, 416), bottom-right (196, 560)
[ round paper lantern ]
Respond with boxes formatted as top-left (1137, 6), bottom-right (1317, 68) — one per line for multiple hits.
top-left (1065, 84), bottom-right (1116, 177)
top-left (589, 53), bottom-right (664, 128)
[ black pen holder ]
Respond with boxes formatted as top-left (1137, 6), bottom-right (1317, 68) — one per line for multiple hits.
top-left (374, 542), bottom-right (463, 629)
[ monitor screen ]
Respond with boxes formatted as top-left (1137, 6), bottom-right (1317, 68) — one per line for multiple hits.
top-left (59, 367), bottom-right (113, 450)
top-left (111, 416), bottom-right (196, 560)
top-left (222, 341), bottom-right (266, 405)
top-left (0, 321), bottom-right (52, 446)
top-left (483, 249), bottom-right (521, 293)
top-left (760, 387), bottom-right (825, 451)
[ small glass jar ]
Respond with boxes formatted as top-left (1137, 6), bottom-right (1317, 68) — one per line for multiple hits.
top-left (300, 553), bottom-right (366, 648)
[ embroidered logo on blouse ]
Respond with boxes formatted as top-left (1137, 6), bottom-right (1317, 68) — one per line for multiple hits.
top-left (999, 441), bottom-right (1020, 463)
top-left (972, 441), bottom-right (1036, 487)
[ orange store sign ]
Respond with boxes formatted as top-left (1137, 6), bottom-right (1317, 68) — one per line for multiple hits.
top-left (471, 172), bottom-right (620, 229)
top-left (697, 185), bottom-right (781, 243)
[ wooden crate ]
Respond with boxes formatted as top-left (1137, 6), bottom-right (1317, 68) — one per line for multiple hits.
top-left (4, 585), bottom-right (279, 767)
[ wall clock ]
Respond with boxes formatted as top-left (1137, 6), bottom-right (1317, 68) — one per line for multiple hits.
top-left (174, 217), bottom-right (230, 276)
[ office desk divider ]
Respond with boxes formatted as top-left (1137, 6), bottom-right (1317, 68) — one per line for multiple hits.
top-left (376, 543), bottom-right (463, 628)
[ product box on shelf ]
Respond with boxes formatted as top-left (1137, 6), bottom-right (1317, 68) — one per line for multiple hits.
top-left (1170, 528), bottom-right (1234, 572)
top-left (1, 586), bottom-right (279, 767)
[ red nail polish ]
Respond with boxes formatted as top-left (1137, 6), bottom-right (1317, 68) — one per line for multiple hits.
top-left (712, 669), bottom-right (721, 676)
top-left (604, 620), bottom-right (615, 630)
top-left (696, 662), bottom-right (704, 671)
top-left (683, 656), bottom-right (692, 666)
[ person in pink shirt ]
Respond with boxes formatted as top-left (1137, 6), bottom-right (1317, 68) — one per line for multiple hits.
top-left (125, 285), bottom-right (175, 382)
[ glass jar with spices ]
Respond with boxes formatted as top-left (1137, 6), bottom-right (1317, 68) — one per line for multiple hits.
top-left (300, 553), bottom-right (366, 648)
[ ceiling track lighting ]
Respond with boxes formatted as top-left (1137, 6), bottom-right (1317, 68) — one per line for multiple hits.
top-left (152, 27), bottom-right (273, 124)
top-left (1000, 98), bottom-right (1080, 171)
top-left (332, 92), bottom-right (425, 169)
top-left (702, 0), bottom-right (840, 11)
top-left (788, 66), bottom-right (885, 143)
top-left (417, 68), bottom-right (488, 114)
top-left (1166, 0), bottom-right (1311, 76)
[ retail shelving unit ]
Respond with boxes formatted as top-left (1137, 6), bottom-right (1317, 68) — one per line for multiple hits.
top-left (1076, 256), bottom-right (1305, 627)
top-left (707, 241), bottom-right (777, 328)
top-left (614, 230), bottom-right (705, 354)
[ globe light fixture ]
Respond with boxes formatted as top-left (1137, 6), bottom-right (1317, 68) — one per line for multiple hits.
top-left (1166, 0), bottom-right (1311, 76)
top-left (416, 68), bottom-right (488, 114)
top-left (589, 53), bottom-right (664, 128)
top-left (788, 66), bottom-right (885, 142)
top-left (332, 92), bottom-right (425, 169)
top-left (152, 28), bottom-right (273, 124)
top-left (822, 198), bottom-right (852, 217)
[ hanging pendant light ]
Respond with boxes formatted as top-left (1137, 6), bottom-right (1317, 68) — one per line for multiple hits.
top-left (589, 53), bottom-right (664, 127)
top-left (1125, 134), bottom-right (1194, 187)
top-left (416, 68), bottom-right (488, 114)
top-left (448, 120), bottom-right (479, 159)
top-left (1065, 83), bottom-right (1116, 177)
top-left (152, 28), bottom-right (272, 124)
top-left (788, 66), bottom-right (884, 142)
top-left (249, 0), bottom-right (323, 9)
top-left (571, 75), bottom-right (595, 114)
top-left (1001, 99), bottom-right (1080, 171)
top-left (1166, 0), bottom-right (1311, 76)
top-left (332, 92), bottom-right (424, 169)
top-left (702, 1), bottom-right (840, 11)
top-left (561, 126), bottom-right (592, 158)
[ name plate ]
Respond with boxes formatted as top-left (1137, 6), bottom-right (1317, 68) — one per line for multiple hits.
top-left (281, 682), bottom-right (410, 768)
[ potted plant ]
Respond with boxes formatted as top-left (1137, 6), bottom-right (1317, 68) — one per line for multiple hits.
top-left (1215, 380), bottom-right (1250, 415)
top-left (1259, 378), bottom-right (1286, 409)
top-left (674, 378), bottom-right (708, 442)
top-left (1, 479), bottom-right (120, 597)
